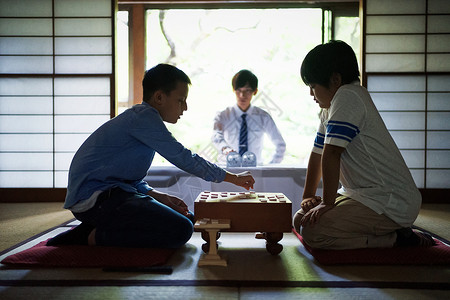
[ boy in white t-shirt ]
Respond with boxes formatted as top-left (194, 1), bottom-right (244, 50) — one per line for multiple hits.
top-left (293, 40), bottom-right (434, 249)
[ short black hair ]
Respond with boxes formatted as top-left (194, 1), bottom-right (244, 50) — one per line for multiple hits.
top-left (300, 40), bottom-right (360, 87)
top-left (232, 69), bottom-right (258, 91)
top-left (142, 64), bottom-right (191, 101)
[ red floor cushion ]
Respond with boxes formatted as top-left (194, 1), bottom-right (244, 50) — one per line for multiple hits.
top-left (1, 240), bottom-right (176, 268)
top-left (293, 229), bottom-right (450, 265)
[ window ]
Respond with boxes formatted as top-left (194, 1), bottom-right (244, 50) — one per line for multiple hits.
top-left (118, 4), bottom-right (360, 167)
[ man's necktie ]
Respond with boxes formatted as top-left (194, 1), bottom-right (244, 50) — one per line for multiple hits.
top-left (239, 114), bottom-right (248, 156)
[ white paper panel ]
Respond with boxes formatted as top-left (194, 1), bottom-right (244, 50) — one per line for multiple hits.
top-left (0, 153), bottom-right (53, 170)
top-left (55, 134), bottom-right (90, 152)
top-left (364, 1), bottom-right (449, 189)
top-left (0, 37), bottom-right (53, 55)
top-left (366, 54), bottom-right (424, 72)
top-left (55, 0), bottom-right (111, 17)
top-left (0, 172), bottom-right (53, 187)
top-left (55, 96), bottom-right (110, 114)
top-left (367, 76), bottom-right (426, 92)
top-left (427, 150), bottom-right (450, 168)
top-left (409, 169), bottom-right (424, 188)
top-left (428, 15), bottom-right (450, 33)
top-left (0, 0), bottom-right (113, 188)
top-left (427, 54), bottom-right (450, 72)
top-left (0, 116), bottom-right (53, 133)
top-left (426, 170), bottom-right (450, 188)
top-left (399, 150), bottom-right (425, 168)
top-left (366, 16), bottom-right (425, 34)
top-left (0, 78), bottom-right (52, 95)
top-left (366, 0), bottom-right (425, 14)
top-left (54, 19), bottom-right (112, 36)
top-left (0, 19), bottom-right (52, 36)
top-left (380, 112), bottom-right (425, 130)
top-left (0, 97), bottom-right (53, 114)
top-left (390, 131), bottom-right (425, 149)
top-left (371, 93), bottom-right (425, 111)
top-left (427, 112), bottom-right (450, 130)
top-left (55, 37), bottom-right (112, 55)
top-left (55, 152), bottom-right (75, 171)
top-left (427, 132), bottom-right (450, 149)
top-left (428, 93), bottom-right (450, 110)
top-left (366, 35), bottom-right (425, 53)
top-left (427, 34), bottom-right (450, 52)
top-left (428, 0), bottom-right (450, 13)
top-left (0, 0), bottom-right (52, 17)
top-left (0, 134), bottom-right (53, 151)
top-left (54, 77), bottom-right (110, 95)
top-left (0, 56), bottom-right (53, 74)
top-left (54, 115), bottom-right (109, 133)
top-left (117, 11), bottom-right (129, 104)
top-left (428, 75), bottom-right (450, 91)
top-left (55, 171), bottom-right (69, 188)
top-left (55, 56), bottom-right (112, 74)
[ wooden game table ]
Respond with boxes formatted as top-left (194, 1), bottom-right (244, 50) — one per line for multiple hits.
top-left (194, 191), bottom-right (292, 266)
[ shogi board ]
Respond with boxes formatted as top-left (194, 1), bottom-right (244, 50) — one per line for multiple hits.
top-left (194, 191), bottom-right (292, 233)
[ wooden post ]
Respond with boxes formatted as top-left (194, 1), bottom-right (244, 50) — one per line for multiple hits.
top-left (129, 4), bottom-right (145, 106)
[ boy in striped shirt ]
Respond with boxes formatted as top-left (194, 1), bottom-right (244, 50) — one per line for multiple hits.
top-left (293, 41), bottom-right (434, 249)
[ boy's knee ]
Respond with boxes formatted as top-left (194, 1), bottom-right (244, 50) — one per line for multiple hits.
top-left (300, 225), bottom-right (314, 242)
top-left (293, 208), bottom-right (326, 247)
top-left (292, 208), bottom-right (305, 233)
top-left (300, 226), bottom-right (321, 248)
top-left (300, 225), bottom-right (334, 249)
top-left (171, 217), bottom-right (194, 248)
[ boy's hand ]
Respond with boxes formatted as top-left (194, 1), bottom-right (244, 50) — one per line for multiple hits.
top-left (300, 203), bottom-right (334, 226)
top-left (225, 171), bottom-right (255, 190)
top-left (222, 146), bottom-right (234, 155)
top-left (164, 195), bottom-right (190, 216)
top-left (301, 196), bottom-right (322, 213)
top-left (148, 190), bottom-right (190, 217)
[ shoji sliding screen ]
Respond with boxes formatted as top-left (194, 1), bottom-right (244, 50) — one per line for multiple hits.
top-left (0, 0), bottom-right (115, 193)
top-left (364, 0), bottom-right (450, 190)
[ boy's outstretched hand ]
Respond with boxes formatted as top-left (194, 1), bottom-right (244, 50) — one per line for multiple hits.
top-left (224, 171), bottom-right (255, 190)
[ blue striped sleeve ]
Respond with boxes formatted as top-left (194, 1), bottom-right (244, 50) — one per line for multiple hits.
top-left (326, 120), bottom-right (360, 143)
top-left (314, 132), bottom-right (325, 149)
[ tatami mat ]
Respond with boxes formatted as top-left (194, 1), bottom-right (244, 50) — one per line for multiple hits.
top-left (1, 286), bottom-right (449, 300)
top-left (1, 203), bottom-right (449, 299)
top-left (1, 231), bottom-right (449, 284)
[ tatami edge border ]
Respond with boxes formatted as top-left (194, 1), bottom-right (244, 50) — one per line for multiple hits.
top-left (0, 279), bottom-right (449, 290)
top-left (412, 225), bottom-right (450, 245)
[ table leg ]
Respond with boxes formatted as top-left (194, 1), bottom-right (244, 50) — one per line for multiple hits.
top-left (194, 219), bottom-right (230, 267)
top-left (198, 228), bottom-right (227, 267)
top-left (265, 232), bottom-right (284, 255)
top-left (201, 230), bottom-right (220, 253)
